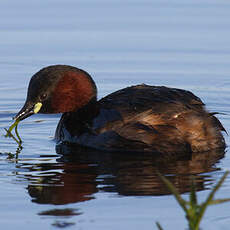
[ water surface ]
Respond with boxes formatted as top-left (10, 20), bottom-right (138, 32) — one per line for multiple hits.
top-left (0, 0), bottom-right (230, 229)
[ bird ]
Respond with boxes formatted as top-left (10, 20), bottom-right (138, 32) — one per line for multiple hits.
top-left (14, 65), bottom-right (226, 156)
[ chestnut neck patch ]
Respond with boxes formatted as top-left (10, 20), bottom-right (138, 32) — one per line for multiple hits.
top-left (51, 71), bottom-right (96, 113)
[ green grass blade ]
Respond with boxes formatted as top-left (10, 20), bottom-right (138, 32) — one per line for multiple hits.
top-left (189, 176), bottom-right (198, 207)
top-left (157, 172), bottom-right (188, 213)
top-left (5, 119), bottom-right (20, 137)
top-left (4, 128), bottom-right (21, 146)
top-left (209, 198), bottom-right (230, 205)
top-left (15, 123), bottom-right (22, 143)
top-left (4, 119), bottom-right (23, 148)
top-left (197, 171), bottom-right (229, 227)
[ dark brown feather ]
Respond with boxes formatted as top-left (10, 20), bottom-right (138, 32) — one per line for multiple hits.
top-left (56, 84), bottom-right (226, 155)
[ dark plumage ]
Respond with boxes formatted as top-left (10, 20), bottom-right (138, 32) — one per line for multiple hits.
top-left (15, 65), bottom-right (226, 156)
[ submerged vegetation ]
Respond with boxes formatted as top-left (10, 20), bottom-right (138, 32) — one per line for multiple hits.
top-left (156, 171), bottom-right (230, 230)
top-left (4, 119), bottom-right (22, 147)
top-left (4, 119), bottom-right (23, 158)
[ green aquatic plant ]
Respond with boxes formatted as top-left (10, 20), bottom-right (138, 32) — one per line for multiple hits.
top-left (156, 171), bottom-right (230, 230)
top-left (0, 146), bottom-right (22, 160)
top-left (4, 119), bottom-right (22, 147)
top-left (3, 119), bottom-right (23, 159)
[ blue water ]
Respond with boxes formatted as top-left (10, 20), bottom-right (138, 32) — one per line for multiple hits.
top-left (0, 0), bottom-right (230, 229)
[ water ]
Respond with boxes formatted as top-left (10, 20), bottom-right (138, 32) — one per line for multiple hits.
top-left (0, 0), bottom-right (230, 229)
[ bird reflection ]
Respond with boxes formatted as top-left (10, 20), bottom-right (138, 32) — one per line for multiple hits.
top-left (24, 144), bottom-right (225, 209)
top-left (27, 160), bottom-right (98, 205)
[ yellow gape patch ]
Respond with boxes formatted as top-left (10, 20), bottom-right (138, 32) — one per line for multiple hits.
top-left (34, 102), bottom-right (43, 114)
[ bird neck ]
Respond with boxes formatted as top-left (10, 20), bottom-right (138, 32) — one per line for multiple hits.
top-left (56, 97), bottom-right (99, 138)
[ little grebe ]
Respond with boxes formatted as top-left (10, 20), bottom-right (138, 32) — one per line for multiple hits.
top-left (14, 65), bottom-right (226, 155)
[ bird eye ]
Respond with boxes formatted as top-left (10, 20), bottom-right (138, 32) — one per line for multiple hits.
top-left (40, 93), bottom-right (47, 101)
